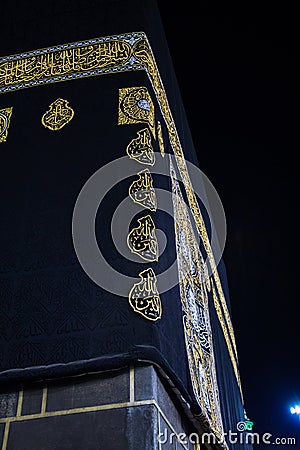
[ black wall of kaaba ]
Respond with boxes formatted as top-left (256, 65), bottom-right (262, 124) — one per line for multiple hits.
top-left (0, 0), bottom-right (250, 446)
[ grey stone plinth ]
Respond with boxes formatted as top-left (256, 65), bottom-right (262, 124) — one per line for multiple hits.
top-left (0, 364), bottom-right (199, 450)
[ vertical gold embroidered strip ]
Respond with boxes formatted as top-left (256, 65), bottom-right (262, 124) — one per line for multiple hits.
top-left (132, 36), bottom-right (240, 390)
top-left (157, 121), bottom-right (165, 157)
top-left (170, 161), bottom-right (224, 441)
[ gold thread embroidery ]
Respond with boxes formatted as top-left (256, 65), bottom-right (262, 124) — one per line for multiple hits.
top-left (118, 86), bottom-right (155, 137)
top-left (127, 215), bottom-right (158, 262)
top-left (0, 37), bottom-right (133, 92)
top-left (131, 35), bottom-right (240, 389)
top-left (126, 128), bottom-right (155, 166)
top-left (129, 169), bottom-right (157, 212)
top-left (0, 107), bottom-right (13, 143)
top-left (128, 268), bottom-right (161, 321)
top-left (171, 161), bottom-right (224, 442)
top-left (157, 121), bottom-right (165, 157)
top-left (42, 98), bottom-right (74, 131)
top-left (0, 31), bottom-right (242, 401)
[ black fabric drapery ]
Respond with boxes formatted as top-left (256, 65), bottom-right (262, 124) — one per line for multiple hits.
top-left (0, 2), bottom-right (251, 448)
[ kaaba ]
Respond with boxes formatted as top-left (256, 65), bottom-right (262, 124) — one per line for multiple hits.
top-left (0, 1), bottom-right (253, 449)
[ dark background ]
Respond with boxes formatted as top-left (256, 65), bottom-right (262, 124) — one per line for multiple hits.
top-left (157, 1), bottom-right (300, 447)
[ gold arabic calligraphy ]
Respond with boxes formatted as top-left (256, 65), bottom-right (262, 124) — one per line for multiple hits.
top-left (0, 41), bottom-right (132, 89)
top-left (42, 98), bottom-right (74, 131)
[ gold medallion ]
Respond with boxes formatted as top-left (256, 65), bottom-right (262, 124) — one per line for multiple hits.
top-left (0, 107), bottom-right (13, 143)
top-left (42, 98), bottom-right (74, 131)
top-left (128, 268), bottom-right (161, 321)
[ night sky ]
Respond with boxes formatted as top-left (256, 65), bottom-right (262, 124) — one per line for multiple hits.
top-left (157, 2), bottom-right (299, 447)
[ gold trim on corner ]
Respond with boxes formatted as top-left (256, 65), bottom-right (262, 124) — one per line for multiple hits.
top-left (129, 366), bottom-right (135, 403)
top-left (41, 387), bottom-right (48, 414)
top-left (16, 390), bottom-right (23, 417)
top-left (0, 399), bottom-right (157, 424)
top-left (1, 422), bottom-right (10, 450)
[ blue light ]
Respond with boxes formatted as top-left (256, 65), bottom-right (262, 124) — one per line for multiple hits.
top-left (290, 405), bottom-right (300, 415)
